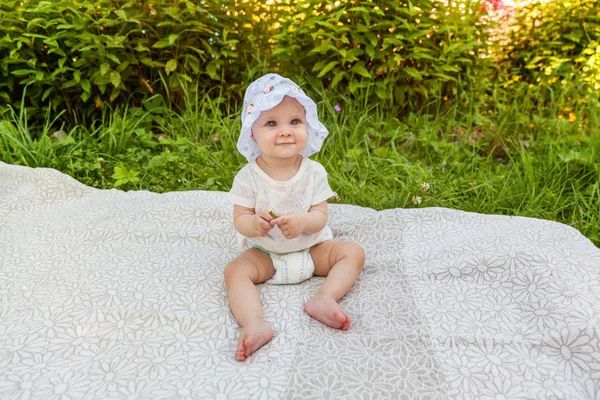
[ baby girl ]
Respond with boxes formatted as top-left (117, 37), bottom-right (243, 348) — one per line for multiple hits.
top-left (225, 73), bottom-right (365, 361)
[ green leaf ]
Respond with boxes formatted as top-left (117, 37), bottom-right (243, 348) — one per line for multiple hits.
top-left (165, 59), bottom-right (177, 75)
top-left (331, 70), bottom-right (346, 88)
top-left (110, 71), bottom-right (121, 87)
top-left (135, 43), bottom-right (150, 52)
top-left (100, 62), bottom-right (110, 76)
top-left (314, 21), bottom-right (339, 30)
top-left (312, 60), bottom-right (327, 73)
top-left (42, 87), bottom-right (53, 101)
top-left (183, 54), bottom-right (200, 74)
top-left (344, 48), bottom-right (364, 63)
top-left (406, 51), bottom-right (434, 60)
top-left (317, 61), bottom-right (339, 78)
top-left (115, 10), bottom-right (127, 20)
top-left (184, 45), bottom-right (206, 58)
top-left (116, 61), bottom-right (131, 73)
top-left (558, 149), bottom-right (595, 165)
top-left (141, 58), bottom-right (164, 68)
top-left (156, 21), bottom-right (175, 28)
top-left (80, 91), bottom-right (91, 102)
top-left (81, 79), bottom-right (91, 93)
top-left (168, 34), bottom-right (179, 45)
top-left (404, 67), bottom-right (422, 81)
top-left (10, 69), bottom-right (34, 77)
top-left (61, 79), bottom-right (78, 89)
top-left (364, 32), bottom-right (378, 47)
top-left (178, 73), bottom-right (192, 83)
top-left (309, 42), bottom-right (337, 55)
top-left (440, 65), bottom-right (460, 72)
top-left (110, 87), bottom-right (121, 102)
top-left (112, 165), bottom-right (132, 180)
top-left (43, 39), bottom-right (59, 48)
top-left (153, 38), bottom-right (172, 49)
top-left (153, 34), bottom-right (180, 49)
top-left (26, 18), bottom-right (45, 31)
top-left (444, 42), bottom-right (462, 54)
top-left (375, 86), bottom-right (389, 100)
top-left (563, 32), bottom-right (582, 43)
top-left (206, 62), bottom-right (219, 80)
top-left (351, 63), bottom-right (372, 78)
top-left (106, 54), bottom-right (121, 65)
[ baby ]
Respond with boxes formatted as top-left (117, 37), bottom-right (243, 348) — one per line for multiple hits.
top-left (225, 73), bottom-right (365, 361)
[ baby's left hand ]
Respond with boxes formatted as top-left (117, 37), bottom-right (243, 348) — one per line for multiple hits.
top-left (270, 212), bottom-right (307, 239)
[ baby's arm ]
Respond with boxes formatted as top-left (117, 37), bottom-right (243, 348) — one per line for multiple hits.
top-left (301, 201), bottom-right (328, 234)
top-left (234, 204), bottom-right (275, 237)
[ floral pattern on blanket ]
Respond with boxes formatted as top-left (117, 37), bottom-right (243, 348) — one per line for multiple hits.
top-left (1, 161), bottom-right (599, 399)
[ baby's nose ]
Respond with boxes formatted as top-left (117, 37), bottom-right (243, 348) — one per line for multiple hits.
top-left (279, 130), bottom-right (292, 137)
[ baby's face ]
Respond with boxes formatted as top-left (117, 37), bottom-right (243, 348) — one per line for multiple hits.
top-left (251, 96), bottom-right (308, 161)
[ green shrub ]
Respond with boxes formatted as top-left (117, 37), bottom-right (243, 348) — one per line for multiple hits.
top-left (0, 0), bottom-right (500, 122)
top-left (0, 0), bottom-right (244, 122)
top-left (5, 0), bottom-right (598, 126)
top-left (271, 0), bottom-right (496, 111)
top-left (501, 0), bottom-right (600, 93)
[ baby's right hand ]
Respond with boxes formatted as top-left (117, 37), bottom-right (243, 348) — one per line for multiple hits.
top-left (253, 210), bottom-right (275, 237)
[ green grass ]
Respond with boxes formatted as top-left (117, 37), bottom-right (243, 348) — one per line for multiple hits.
top-left (1, 78), bottom-right (599, 247)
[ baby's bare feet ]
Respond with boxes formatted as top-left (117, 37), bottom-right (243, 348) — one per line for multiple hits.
top-left (236, 321), bottom-right (274, 361)
top-left (304, 294), bottom-right (351, 330)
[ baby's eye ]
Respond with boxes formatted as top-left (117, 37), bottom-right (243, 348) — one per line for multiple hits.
top-left (291, 119), bottom-right (300, 125)
top-left (267, 121), bottom-right (276, 127)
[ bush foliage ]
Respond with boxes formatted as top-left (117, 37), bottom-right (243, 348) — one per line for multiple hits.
top-left (501, 0), bottom-right (600, 92)
top-left (272, 0), bottom-right (494, 109)
top-left (0, 0), bottom-right (598, 121)
top-left (0, 0), bottom-right (498, 120)
top-left (0, 0), bottom-right (246, 121)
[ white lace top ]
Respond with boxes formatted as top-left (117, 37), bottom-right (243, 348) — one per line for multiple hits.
top-left (230, 157), bottom-right (335, 254)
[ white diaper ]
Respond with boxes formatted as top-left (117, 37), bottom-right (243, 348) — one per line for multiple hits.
top-left (267, 248), bottom-right (315, 285)
top-left (248, 240), bottom-right (315, 284)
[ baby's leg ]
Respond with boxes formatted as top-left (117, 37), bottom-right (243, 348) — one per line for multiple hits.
top-left (306, 241), bottom-right (365, 330)
top-left (224, 248), bottom-right (275, 361)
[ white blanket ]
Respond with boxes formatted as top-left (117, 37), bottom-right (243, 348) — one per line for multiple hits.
top-left (1, 161), bottom-right (599, 399)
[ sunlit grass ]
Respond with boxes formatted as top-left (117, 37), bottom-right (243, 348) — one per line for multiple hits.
top-left (1, 77), bottom-right (598, 246)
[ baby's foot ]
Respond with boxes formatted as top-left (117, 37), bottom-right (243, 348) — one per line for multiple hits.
top-left (236, 321), bottom-right (274, 361)
top-left (304, 294), bottom-right (351, 330)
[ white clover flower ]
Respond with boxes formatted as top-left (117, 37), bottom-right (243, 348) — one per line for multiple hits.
top-left (421, 182), bottom-right (430, 192)
top-left (412, 196), bottom-right (422, 205)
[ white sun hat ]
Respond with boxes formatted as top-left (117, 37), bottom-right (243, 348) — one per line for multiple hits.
top-left (237, 73), bottom-right (329, 162)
